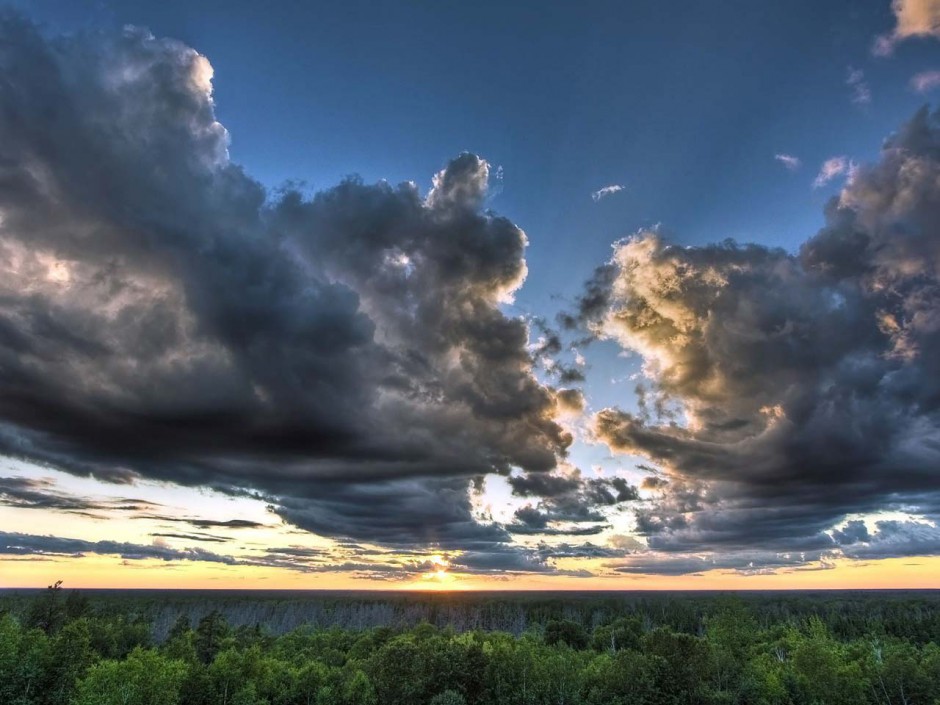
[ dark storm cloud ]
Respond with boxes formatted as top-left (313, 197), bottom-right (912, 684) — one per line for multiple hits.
top-left (449, 548), bottom-right (591, 576)
top-left (506, 503), bottom-right (607, 537)
top-left (272, 477), bottom-right (515, 550)
top-left (508, 472), bottom-right (637, 503)
top-left (504, 470), bottom-right (638, 536)
top-left (832, 520), bottom-right (871, 545)
top-left (507, 473), bottom-right (581, 498)
top-left (537, 542), bottom-right (620, 559)
top-left (0, 16), bottom-right (573, 559)
top-left (575, 106), bottom-right (940, 564)
top-left (840, 520), bottom-right (940, 559)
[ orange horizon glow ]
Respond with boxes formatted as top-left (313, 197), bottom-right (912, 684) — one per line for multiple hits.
top-left (2, 554), bottom-right (937, 592)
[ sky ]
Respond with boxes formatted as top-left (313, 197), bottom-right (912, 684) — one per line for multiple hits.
top-left (1, 0), bottom-right (940, 589)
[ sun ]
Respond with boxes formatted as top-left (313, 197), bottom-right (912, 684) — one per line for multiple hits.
top-left (416, 554), bottom-right (456, 588)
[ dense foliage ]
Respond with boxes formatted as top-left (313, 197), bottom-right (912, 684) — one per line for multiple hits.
top-left (0, 584), bottom-right (938, 705)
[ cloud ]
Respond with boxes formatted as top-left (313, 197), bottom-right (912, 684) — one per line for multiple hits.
top-left (0, 530), bottom-right (421, 579)
top-left (150, 532), bottom-right (230, 543)
top-left (591, 184), bottom-right (626, 202)
top-left (774, 154), bottom-right (801, 171)
top-left (538, 541), bottom-right (620, 560)
top-left (571, 107), bottom-right (940, 565)
top-left (606, 549), bottom-right (831, 576)
top-left (839, 519), bottom-right (940, 559)
top-left (0, 531), bottom-right (242, 565)
top-left (142, 517), bottom-right (266, 530)
top-left (0, 17), bottom-right (572, 556)
top-left (910, 69), bottom-right (940, 92)
top-left (874, 0), bottom-right (940, 55)
top-left (640, 476), bottom-right (669, 490)
top-left (508, 473), bottom-right (581, 498)
top-left (504, 470), bottom-right (638, 537)
top-left (0, 526), bottom-right (588, 580)
top-left (813, 156), bottom-right (853, 187)
top-left (847, 67), bottom-right (872, 105)
top-left (555, 388), bottom-right (585, 414)
top-left (0, 476), bottom-right (160, 515)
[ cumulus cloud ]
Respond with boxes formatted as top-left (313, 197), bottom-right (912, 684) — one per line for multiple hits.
top-left (0, 16), bottom-right (573, 561)
top-left (573, 106), bottom-right (940, 568)
top-left (911, 69), bottom-right (940, 92)
top-left (591, 184), bottom-right (625, 202)
top-left (874, 0), bottom-right (940, 55)
top-left (774, 154), bottom-right (801, 171)
top-left (813, 156), bottom-right (853, 187)
top-left (555, 388), bottom-right (585, 414)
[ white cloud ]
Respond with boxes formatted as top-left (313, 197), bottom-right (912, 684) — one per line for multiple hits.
top-left (813, 156), bottom-right (852, 188)
top-left (910, 69), bottom-right (940, 92)
top-left (847, 67), bottom-right (872, 105)
top-left (591, 184), bottom-right (625, 202)
top-left (874, 0), bottom-right (940, 55)
top-left (774, 153), bottom-right (801, 171)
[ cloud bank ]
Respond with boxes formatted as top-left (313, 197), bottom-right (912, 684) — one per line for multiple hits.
top-left (0, 16), bottom-right (575, 564)
top-left (2, 13), bottom-right (939, 579)
top-left (574, 106), bottom-right (940, 568)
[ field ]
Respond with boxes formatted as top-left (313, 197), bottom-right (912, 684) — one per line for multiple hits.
top-left (1, 587), bottom-right (938, 704)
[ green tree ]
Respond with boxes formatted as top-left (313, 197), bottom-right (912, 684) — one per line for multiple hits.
top-left (73, 647), bottom-right (187, 705)
top-left (786, 619), bottom-right (868, 705)
top-left (583, 649), bottom-right (659, 705)
top-left (590, 616), bottom-right (643, 653)
top-left (544, 620), bottom-right (589, 649)
top-left (641, 627), bottom-right (710, 705)
top-left (430, 689), bottom-right (466, 705)
top-left (341, 669), bottom-right (377, 705)
top-left (23, 581), bottom-right (65, 635)
top-left (39, 617), bottom-right (95, 705)
top-left (194, 610), bottom-right (230, 665)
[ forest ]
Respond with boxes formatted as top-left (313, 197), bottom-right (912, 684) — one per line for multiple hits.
top-left (0, 585), bottom-right (938, 705)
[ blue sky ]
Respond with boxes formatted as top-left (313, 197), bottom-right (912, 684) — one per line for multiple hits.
top-left (18, 1), bottom-right (937, 293)
top-left (2, 0), bottom-right (940, 587)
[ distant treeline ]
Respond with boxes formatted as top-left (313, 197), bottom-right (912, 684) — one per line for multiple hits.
top-left (0, 585), bottom-right (938, 705)
top-left (2, 588), bottom-right (938, 643)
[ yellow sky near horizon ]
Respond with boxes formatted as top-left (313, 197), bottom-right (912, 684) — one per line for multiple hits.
top-left (3, 553), bottom-right (938, 591)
